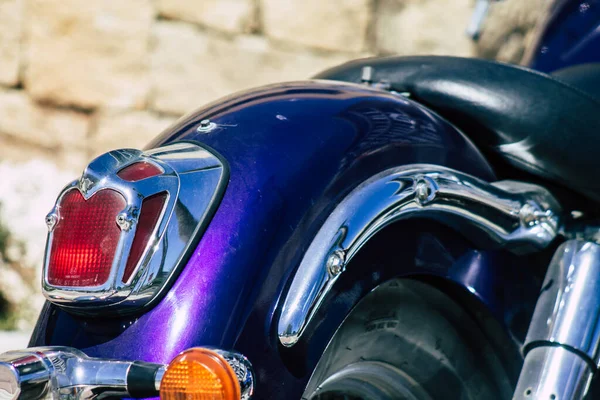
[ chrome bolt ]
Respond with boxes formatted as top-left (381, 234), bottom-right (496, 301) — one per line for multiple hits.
top-left (361, 66), bottom-right (374, 84)
top-left (415, 181), bottom-right (428, 200)
top-left (197, 119), bottom-right (217, 133)
top-left (520, 203), bottom-right (552, 227)
top-left (414, 177), bottom-right (438, 205)
top-left (116, 212), bottom-right (133, 231)
top-left (326, 250), bottom-right (345, 276)
top-left (414, 178), bottom-right (431, 202)
top-left (45, 213), bottom-right (58, 232)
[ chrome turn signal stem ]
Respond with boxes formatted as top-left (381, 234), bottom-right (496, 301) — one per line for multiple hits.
top-left (0, 346), bottom-right (254, 400)
top-left (0, 347), bottom-right (165, 400)
top-left (514, 240), bottom-right (600, 400)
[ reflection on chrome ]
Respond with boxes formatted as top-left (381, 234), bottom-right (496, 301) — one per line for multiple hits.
top-left (278, 164), bottom-right (562, 347)
top-left (0, 346), bottom-right (254, 400)
top-left (515, 239), bottom-right (600, 400)
top-left (0, 347), bottom-right (163, 400)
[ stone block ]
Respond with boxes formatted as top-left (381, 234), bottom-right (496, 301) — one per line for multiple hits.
top-left (157, 0), bottom-right (256, 34)
top-left (89, 109), bottom-right (177, 158)
top-left (24, 0), bottom-right (153, 109)
top-left (375, 0), bottom-right (475, 57)
top-left (0, 0), bottom-right (23, 86)
top-left (0, 89), bottom-right (89, 149)
top-left (150, 21), bottom-right (353, 114)
top-left (476, 0), bottom-right (549, 63)
top-left (261, 0), bottom-right (371, 52)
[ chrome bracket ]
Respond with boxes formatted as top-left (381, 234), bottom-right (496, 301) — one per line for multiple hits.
top-left (278, 164), bottom-right (562, 346)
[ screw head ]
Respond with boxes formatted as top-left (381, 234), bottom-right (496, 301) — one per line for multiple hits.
top-left (326, 250), bottom-right (345, 276)
top-left (45, 213), bottom-right (58, 232)
top-left (415, 181), bottom-right (429, 201)
top-left (519, 203), bottom-right (552, 227)
top-left (414, 177), bottom-right (436, 205)
top-left (116, 212), bottom-right (133, 231)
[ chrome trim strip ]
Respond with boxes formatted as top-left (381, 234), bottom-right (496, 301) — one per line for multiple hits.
top-left (154, 368), bottom-right (165, 392)
top-left (42, 142), bottom-right (227, 312)
top-left (212, 349), bottom-right (255, 400)
top-left (278, 164), bottom-right (562, 346)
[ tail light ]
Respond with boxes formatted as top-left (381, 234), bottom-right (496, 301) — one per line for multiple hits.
top-left (122, 192), bottom-right (168, 284)
top-left (42, 143), bottom-right (227, 313)
top-left (47, 189), bottom-right (126, 287)
top-left (117, 161), bottom-right (163, 182)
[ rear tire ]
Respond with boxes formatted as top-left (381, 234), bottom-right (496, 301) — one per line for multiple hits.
top-left (303, 279), bottom-right (515, 400)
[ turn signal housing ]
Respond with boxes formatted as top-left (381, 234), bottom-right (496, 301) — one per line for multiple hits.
top-left (160, 348), bottom-right (241, 400)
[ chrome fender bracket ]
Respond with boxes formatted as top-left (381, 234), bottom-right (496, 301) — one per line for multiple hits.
top-left (278, 164), bottom-right (561, 347)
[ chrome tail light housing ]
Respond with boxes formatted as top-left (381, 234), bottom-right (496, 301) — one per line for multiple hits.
top-left (42, 142), bottom-right (228, 313)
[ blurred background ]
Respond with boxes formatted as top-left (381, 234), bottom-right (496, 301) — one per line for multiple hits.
top-left (0, 0), bottom-right (549, 347)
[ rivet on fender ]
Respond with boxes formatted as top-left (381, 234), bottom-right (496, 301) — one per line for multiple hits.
top-left (197, 119), bottom-right (217, 133)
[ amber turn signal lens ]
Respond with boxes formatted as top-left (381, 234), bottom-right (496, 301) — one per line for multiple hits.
top-left (160, 348), bottom-right (241, 400)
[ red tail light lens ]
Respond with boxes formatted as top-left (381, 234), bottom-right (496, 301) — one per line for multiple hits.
top-left (47, 189), bottom-right (126, 287)
top-left (122, 192), bottom-right (168, 283)
top-left (118, 162), bottom-right (163, 182)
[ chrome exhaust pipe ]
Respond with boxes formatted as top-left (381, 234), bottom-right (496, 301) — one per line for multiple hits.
top-left (514, 240), bottom-right (600, 400)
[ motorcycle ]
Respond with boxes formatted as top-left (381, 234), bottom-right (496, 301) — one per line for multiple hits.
top-left (0, 0), bottom-right (599, 399)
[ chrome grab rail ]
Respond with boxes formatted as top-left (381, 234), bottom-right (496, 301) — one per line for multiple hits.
top-left (278, 164), bottom-right (562, 346)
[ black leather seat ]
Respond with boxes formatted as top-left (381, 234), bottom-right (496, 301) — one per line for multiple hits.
top-left (552, 63), bottom-right (600, 101)
top-left (315, 56), bottom-right (600, 202)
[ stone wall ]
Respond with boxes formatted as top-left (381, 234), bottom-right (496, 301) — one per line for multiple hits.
top-left (0, 0), bottom-right (550, 328)
top-left (0, 0), bottom-right (550, 171)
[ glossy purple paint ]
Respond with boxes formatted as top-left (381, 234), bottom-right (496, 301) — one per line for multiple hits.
top-left (31, 81), bottom-right (535, 398)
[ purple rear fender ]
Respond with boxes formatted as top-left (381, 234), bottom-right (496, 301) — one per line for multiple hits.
top-left (30, 81), bottom-right (502, 397)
